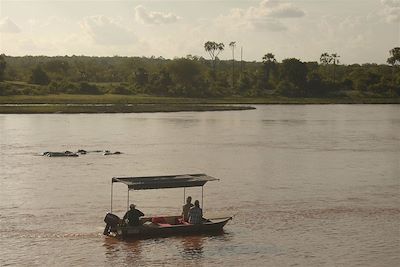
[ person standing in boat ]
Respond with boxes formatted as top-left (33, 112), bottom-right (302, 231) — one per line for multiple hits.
top-left (188, 200), bottom-right (203, 224)
top-left (123, 204), bottom-right (144, 226)
top-left (182, 196), bottom-right (194, 222)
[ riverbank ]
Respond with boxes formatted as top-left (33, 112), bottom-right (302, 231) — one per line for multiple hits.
top-left (0, 94), bottom-right (398, 113)
top-left (1, 94), bottom-right (399, 104)
top-left (0, 104), bottom-right (255, 114)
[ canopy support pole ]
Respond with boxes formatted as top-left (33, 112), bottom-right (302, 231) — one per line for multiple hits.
top-left (110, 181), bottom-right (113, 213)
top-left (127, 189), bottom-right (130, 210)
top-left (201, 186), bottom-right (204, 211)
top-left (183, 187), bottom-right (186, 204)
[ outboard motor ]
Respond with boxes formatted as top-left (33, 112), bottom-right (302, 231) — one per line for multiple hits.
top-left (103, 213), bottom-right (120, 235)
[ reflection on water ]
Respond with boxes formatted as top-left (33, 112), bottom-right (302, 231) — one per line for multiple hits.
top-left (182, 236), bottom-right (204, 259)
top-left (0, 105), bottom-right (399, 266)
top-left (103, 237), bottom-right (143, 265)
top-left (180, 235), bottom-right (205, 260)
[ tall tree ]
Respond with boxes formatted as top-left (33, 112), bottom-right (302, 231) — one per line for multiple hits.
top-left (262, 53), bottom-right (277, 63)
top-left (331, 53), bottom-right (340, 83)
top-left (262, 53), bottom-right (277, 82)
top-left (387, 47), bottom-right (400, 95)
top-left (204, 41), bottom-right (224, 78)
top-left (133, 67), bottom-right (149, 87)
top-left (168, 58), bottom-right (204, 96)
top-left (320, 52), bottom-right (332, 65)
top-left (30, 66), bottom-right (50, 85)
top-left (280, 58), bottom-right (307, 95)
top-left (320, 52), bottom-right (340, 82)
top-left (229, 41), bottom-right (236, 88)
top-left (387, 47), bottom-right (400, 66)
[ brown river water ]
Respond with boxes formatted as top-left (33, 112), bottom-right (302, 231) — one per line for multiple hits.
top-left (0, 105), bottom-right (399, 266)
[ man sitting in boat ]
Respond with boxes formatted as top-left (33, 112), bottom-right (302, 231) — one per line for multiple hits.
top-left (188, 200), bottom-right (203, 224)
top-left (123, 204), bottom-right (144, 226)
top-left (182, 196), bottom-right (194, 222)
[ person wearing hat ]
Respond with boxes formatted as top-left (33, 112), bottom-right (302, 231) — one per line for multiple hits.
top-left (123, 203), bottom-right (144, 226)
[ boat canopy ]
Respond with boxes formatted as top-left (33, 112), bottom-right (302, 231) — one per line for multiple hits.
top-left (112, 173), bottom-right (219, 190)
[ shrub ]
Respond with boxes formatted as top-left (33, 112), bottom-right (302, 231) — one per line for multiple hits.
top-left (78, 82), bottom-right (101, 94)
top-left (30, 66), bottom-right (50, 85)
top-left (109, 85), bottom-right (132, 95)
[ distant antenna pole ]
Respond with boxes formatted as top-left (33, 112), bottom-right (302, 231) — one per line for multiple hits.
top-left (240, 46), bottom-right (243, 77)
top-left (201, 186), bottom-right (204, 211)
top-left (127, 189), bottom-right (130, 210)
top-left (229, 41), bottom-right (236, 89)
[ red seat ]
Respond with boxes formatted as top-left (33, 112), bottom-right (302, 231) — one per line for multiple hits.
top-left (176, 218), bottom-right (190, 225)
top-left (151, 217), bottom-right (167, 224)
top-left (158, 223), bottom-right (172, 227)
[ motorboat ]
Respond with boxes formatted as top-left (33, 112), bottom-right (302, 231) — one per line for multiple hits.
top-left (103, 173), bottom-right (232, 239)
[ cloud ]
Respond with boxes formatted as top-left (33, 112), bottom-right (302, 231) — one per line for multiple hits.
top-left (0, 17), bottom-right (21, 33)
top-left (217, 0), bottom-right (305, 32)
top-left (381, 0), bottom-right (400, 22)
top-left (80, 16), bottom-right (137, 45)
top-left (250, 18), bottom-right (287, 31)
top-left (260, 0), bottom-right (305, 18)
top-left (135, 5), bottom-right (180, 24)
top-left (381, 0), bottom-right (400, 7)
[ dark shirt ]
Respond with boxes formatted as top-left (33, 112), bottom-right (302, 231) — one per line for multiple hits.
top-left (188, 206), bottom-right (203, 224)
top-left (123, 209), bottom-right (144, 226)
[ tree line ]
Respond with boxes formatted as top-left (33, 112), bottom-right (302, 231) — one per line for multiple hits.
top-left (0, 45), bottom-right (399, 98)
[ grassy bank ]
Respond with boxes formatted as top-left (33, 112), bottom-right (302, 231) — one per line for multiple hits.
top-left (0, 94), bottom-right (398, 113)
top-left (0, 94), bottom-right (399, 105)
top-left (0, 104), bottom-right (256, 114)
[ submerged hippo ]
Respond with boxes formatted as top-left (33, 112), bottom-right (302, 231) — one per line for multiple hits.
top-left (103, 151), bottom-right (122, 155)
top-left (43, 151), bottom-right (79, 157)
top-left (77, 149), bottom-right (87, 154)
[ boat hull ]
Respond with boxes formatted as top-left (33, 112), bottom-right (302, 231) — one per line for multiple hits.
top-left (107, 216), bottom-right (232, 239)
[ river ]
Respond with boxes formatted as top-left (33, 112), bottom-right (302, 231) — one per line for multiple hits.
top-left (0, 105), bottom-right (399, 266)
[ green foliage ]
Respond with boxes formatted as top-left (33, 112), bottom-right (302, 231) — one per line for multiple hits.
top-left (148, 69), bottom-right (172, 95)
top-left (30, 66), bottom-right (50, 85)
top-left (387, 47), bottom-right (400, 66)
top-left (276, 80), bottom-right (298, 97)
top-left (0, 54), bottom-right (6, 82)
top-left (167, 58), bottom-right (206, 97)
top-left (0, 82), bottom-right (13, 95)
top-left (133, 67), bottom-right (149, 87)
top-left (77, 82), bottom-right (101, 95)
top-left (350, 69), bottom-right (381, 92)
top-left (260, 53), bottom-right (278, 91)
top-left (1, 49), bottom-right (399, 98)
top-left (204, 41), bottom-right (225, 77)
top-left (109, 85), bottom-right (132, 95)
top-left (307, 72), bottom-right (326, 97)
top-left (280, 58), bottom-right (307, 95)
top-left (47, 80), bottom-right (78, 94)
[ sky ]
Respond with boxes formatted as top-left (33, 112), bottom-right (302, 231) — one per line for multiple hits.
top-left (0, 0), bottom-right (399, 64)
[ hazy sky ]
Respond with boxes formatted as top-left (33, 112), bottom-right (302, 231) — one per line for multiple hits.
top-left (0, 0), bottom-right (399, 64)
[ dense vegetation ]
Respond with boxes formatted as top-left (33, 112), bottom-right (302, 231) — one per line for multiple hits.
top-left (0, 46), bottom-right (399, 99)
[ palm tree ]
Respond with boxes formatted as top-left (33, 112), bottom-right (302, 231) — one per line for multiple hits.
top-left (320, 52), bottom-right (340, 82)
top-left (387, 47), bottom-right (400, 95)
top-left (204, 41), bottom-right (225, 78)
top-left (262, 53), bottom-right (276, 64)
top-left (229, 41), bottom-right (236, 88)
top-left (320, 52), bottom-right (332, 65)
top-left (331, 53), bottom-right (340, 83)
top-left (262, 53), bottom-right (277, 87)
